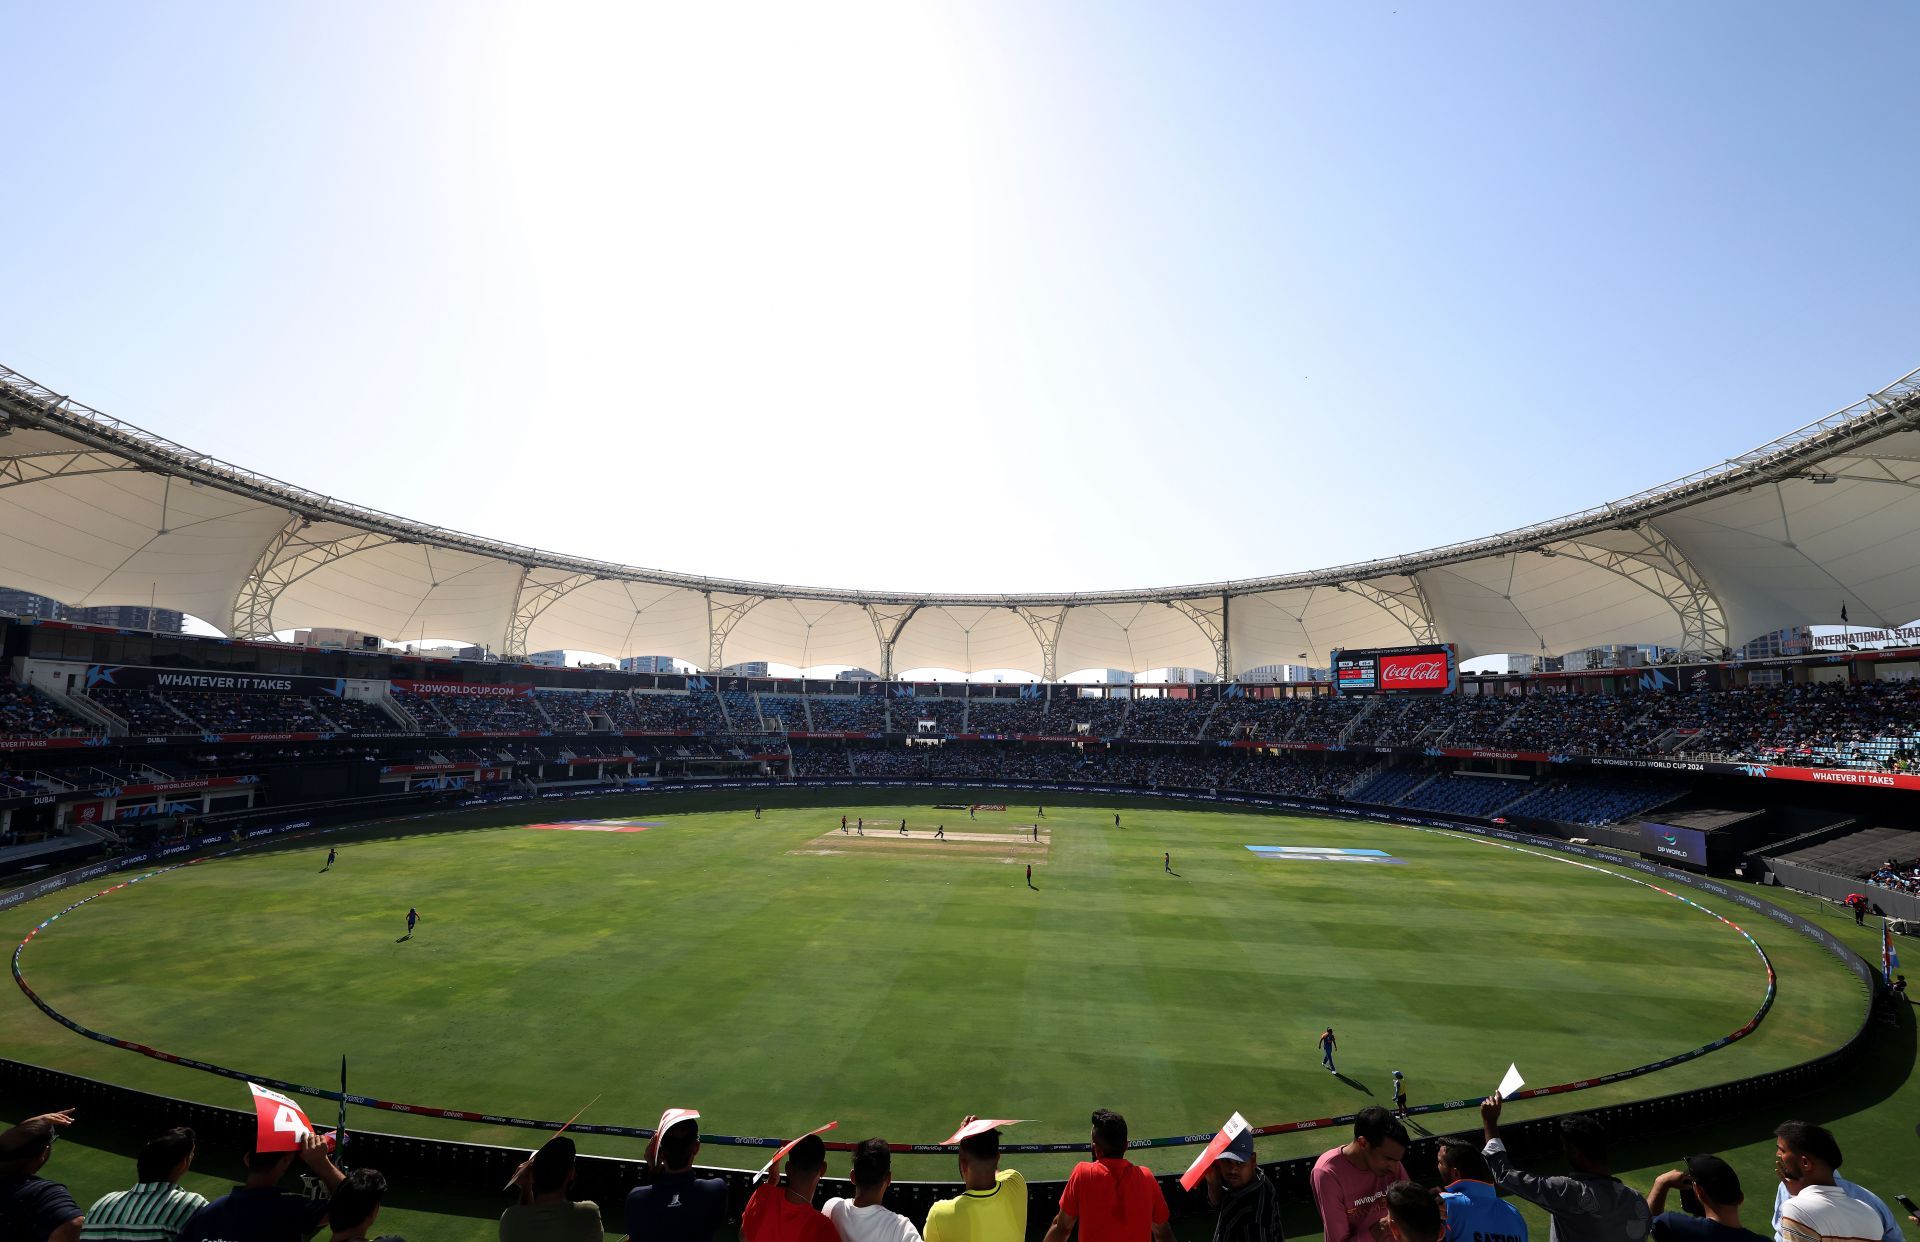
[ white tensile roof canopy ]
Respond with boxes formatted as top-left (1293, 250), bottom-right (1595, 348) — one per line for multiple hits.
top-left (2, 363), bottom-right (1918, 679)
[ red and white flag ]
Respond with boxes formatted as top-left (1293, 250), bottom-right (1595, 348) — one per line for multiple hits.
top-left (757, 1122), bottom-right (838, 1177)
top-left (938, 1118), bottom-right (1031, 1146)
top-left (248, 1084), bottom-right (325, 1153)
top-left (644, 1108), bottom-right (701, 1167)
top-left (1179, 1112), bottom-right (1250, 1191)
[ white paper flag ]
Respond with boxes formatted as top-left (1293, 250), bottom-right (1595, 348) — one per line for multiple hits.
top-left (1495, 1064), bottom-right (1525, 1098)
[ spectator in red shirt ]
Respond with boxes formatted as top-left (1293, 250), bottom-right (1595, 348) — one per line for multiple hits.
top-left (743, 1135), bottom-right (838, 1242)
top-left (1041, 1110), bottom-right (1173, 1242)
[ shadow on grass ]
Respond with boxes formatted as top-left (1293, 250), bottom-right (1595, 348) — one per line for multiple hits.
top-left (1335, 1073), bottom-right (1373, 1096)
top-left (1612, 992), bottom-right (1915, 1172)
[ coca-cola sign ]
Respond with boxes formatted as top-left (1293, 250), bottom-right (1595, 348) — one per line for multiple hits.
top-left (1378, 653), bottom-right (1449, 690)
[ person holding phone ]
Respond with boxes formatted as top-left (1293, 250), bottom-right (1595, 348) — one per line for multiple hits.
top-left (1645, 1155), bottom-right (1768, 1242)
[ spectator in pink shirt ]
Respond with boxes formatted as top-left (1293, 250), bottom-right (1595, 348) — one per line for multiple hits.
top-left (1313, 1108), bottom-right (1411, 1242)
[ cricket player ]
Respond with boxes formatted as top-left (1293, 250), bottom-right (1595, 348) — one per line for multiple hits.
top-left (406, 908), bottom-right (419, 938)
top-left (322, 847), bottom-right (336, 872)
top-left (1319, 1028), bottom-right (1337, 1074)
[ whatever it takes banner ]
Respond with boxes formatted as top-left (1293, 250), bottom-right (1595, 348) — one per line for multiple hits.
top-left (85, 665), bottom-right (346, 696)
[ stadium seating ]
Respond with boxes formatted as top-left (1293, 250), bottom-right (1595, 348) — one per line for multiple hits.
top-left (1395, 773), bottom-right (1529, 817)
top-left (1500, 779), bottom-right (1683, 826)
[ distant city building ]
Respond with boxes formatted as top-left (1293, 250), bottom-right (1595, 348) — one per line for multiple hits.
top-left (1561, 644), bottom-right (1668, 672)
top-left (1140, 667), bottom-right (1213, 685)
top-left (0, 587), bottom-right (66, 621)
top-left (528, 649), bottom-right (569, 667)
top-left (721, 661), bottom-right (769, 676)
top-left (1461, 654), bottom-right (1538, 676)
top-left (835, 667), bottom-right (878, 681)
top-left (621, 655), bottom-right (679, 674)
top-left (0, 587), bottom-right (184, 633)
top-left (1241, 663), bottom-right (1317, 683)
top-left (1740, 626), bottom-right (1813, 659)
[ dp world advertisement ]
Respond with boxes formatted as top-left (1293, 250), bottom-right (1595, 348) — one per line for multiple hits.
top-left (1633, 820), bottom-right (1709, 867)
top-left (1331, 645), bottom-right (1456, 695)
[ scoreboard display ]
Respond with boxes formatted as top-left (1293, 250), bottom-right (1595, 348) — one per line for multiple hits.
top-left (1331, 644), bottom-right (1456, 695)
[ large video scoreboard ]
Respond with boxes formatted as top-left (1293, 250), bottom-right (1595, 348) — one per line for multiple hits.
top-left (1331, 644), bottom-right (1456, 695)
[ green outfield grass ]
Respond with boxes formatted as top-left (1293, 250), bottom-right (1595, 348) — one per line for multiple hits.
top-left (1, 789), bottom-right (1893, 1242)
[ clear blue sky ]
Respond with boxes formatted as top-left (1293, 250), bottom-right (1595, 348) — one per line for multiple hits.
top-left (3, 1), bottom-right (1915, 597)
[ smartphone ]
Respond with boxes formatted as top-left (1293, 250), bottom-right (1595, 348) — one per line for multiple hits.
top-left (1894, 1195), bottom-right (1917, 1216)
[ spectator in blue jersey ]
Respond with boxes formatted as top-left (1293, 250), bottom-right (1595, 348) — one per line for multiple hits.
top-left (1479, 1096), bottom-right (1648, 1242)
top-left (1435, 1138), bottom-right (1526, 1242)
top-left (1645, 1155), bottom-right (1767, 1242)
top-left (0, 1110), bottom-right (84, 1242)
top-left (79, 1126), bottom-right (208, 1242)
top-left (177, 1132), bottom-right (344, 1242)
top-left (627, 1118), bottom-right (727, 1242)
top-left (1204, 1129), bottom-right (1285, 1242)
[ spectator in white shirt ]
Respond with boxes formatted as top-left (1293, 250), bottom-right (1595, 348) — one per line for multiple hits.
top-left (823, 1139), bottom-right (921, 1242)
top-left (1773, 1123), bottom-right (1885, 1242)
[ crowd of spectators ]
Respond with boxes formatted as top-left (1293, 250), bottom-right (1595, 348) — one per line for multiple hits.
top-left (19, 676), bottom-right (1920, 774)
top-left (393, 690), bottom-right (553, 733)
top-left (894, 697), bottom-right (968, 734)
top-left (0, 679), bottom-right (94, 739)
top-left (534, 690), bottom-right (650, 732)
top-left (623, 692), bottom-right (726, 732)
top-left (1124, 698), bottom-right (1205, 741)
top-left (1867, 856), bottom-right (1920, 896)
top-left (805, 695), bottom-right (891, 732)
top-left (6, 1098), bottom-right (1904, 1242)
top-left (85, 688), bottom-right (393, 735)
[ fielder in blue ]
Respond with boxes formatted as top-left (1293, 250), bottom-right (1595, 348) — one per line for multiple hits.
top-left (405, 907), bottom-right (419, 938)
top-left (1319, 1027), bottom-right (1337, 1074)
top-left (1436, 1138), bottom-right (1528, 1242)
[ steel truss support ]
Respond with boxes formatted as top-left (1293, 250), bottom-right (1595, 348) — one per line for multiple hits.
top-left (865, 603), bottom-right (920, 681)
top-left (1009, 605), bottom-right (1067, 682)
top-left (1538, 527), bottom-right (1728, 657)
top-left (230, 519), bottom-right (397, 640)
top-left (1166, 596), bottom-right (1231, 682)
top-left (0, 449), bottom-right (147, 491)
top-left (704, 591), bottom-right (766, 672)
top-left (503, 571), bottom-right (600, 660)
top-left (1342, 581), bottom-right (1439, 645)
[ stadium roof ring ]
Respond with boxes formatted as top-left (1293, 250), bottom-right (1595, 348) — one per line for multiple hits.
top-left (1, 362), bottom-right (1917, 679)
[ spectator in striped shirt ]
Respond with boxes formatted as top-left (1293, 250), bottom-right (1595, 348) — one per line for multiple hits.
top-left (1205, 1129), bottom-right (1284, 1242)
top-left (79, 1128), bottom-right (208, 1242)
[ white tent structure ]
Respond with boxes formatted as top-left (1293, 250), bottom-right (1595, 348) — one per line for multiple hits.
top-left (2, 363), bottom-right (1918, 680)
